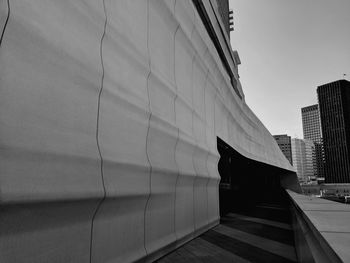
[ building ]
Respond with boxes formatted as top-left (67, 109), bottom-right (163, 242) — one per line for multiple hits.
top-left (292, 138), bottom-right (316, 183)
top-left (215, 0), bottom-right (230, 36)
top-left (301, 104), bottom-right (324, 178)
top-left (292, 139), bottom-right (303, 180)
top-left (273, 135), bottom-right (293, 165)
top-left (304, 139), bottom-right (317, 181)
top-left (301, 104), bottom-right (322, 143)
top-left (0, 1), bottom-right (299, 262)
top-left (317, 80), bottom-right (350, 183)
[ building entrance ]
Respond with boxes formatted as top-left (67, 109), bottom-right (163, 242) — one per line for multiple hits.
top-left (217, 137), bottom-right (287, 216)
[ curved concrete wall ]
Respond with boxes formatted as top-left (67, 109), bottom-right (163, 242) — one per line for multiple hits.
top-left (0, 0), bottom-right (294, 262)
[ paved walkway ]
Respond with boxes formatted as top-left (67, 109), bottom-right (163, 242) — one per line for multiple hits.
top-left (157, 203), bottom-right (297, 262)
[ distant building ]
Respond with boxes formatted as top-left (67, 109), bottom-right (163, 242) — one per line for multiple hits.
top-left (302, 104), bottom-right (322, 142)
top-left (273, 135), bottom-right (293, 165)
top-left (304, 140), bottom-right (317, 181)
top-left (291, 139), bottom-right (304, 180)
top-left (301, 104), bottom-right (324, 179)
top-left (317, 80), bottom-right (350, 183)
top-left (291, 138), bottom-right (316, 183)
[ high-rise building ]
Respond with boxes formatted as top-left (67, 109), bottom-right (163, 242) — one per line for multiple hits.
top-left (302, 104), bottom-right (322, 142)
top-left (291, 139), bottom-right (304, 180)
top-left (291, 138), bottom-right (316, 183)
top-left (317, 79), bottom-right (350, 183)
top-left (304, 140), bottom-right (317, 181)
top-left (273, 134), bottom-right (293, 165)
top-left (301, 104), bottom-right (324, 179)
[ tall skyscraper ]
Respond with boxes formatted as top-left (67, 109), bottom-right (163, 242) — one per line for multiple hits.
top-left (273, 134), bottom-right (293, 165)
top-left (301, 104), bottom-right (324, 178)
top-left (302, 104), bottom-right (322, 142)
top-left (291, 138), bottom-right (316, 183)
top-left (317, 79), bottom-right (350, 183)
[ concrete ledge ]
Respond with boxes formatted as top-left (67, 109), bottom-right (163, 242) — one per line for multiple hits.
top-left (287, 190), bottom-right (350, 262)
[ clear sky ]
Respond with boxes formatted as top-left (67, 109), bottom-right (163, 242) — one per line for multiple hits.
top-left (229, 0), bottom-right (350, 138)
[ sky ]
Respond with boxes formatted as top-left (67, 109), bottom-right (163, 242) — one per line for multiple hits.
top-left (229, 0), bottom-right (350, 138)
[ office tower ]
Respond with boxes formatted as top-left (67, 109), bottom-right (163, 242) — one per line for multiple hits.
top-left (273, 135), bottom-right (293, 165)
top-left (302, 104), bottom-right (322, 142)
top-left (304, 140), bottom-right (317, 181)
top-left (291, 138), bottom-right (316, 183)
top-left (317, 80), bottom-right (350, 183)
top-left (291, 139), bottom-right (304, 181)
top-left (301, 104), bottom-right (324, 178)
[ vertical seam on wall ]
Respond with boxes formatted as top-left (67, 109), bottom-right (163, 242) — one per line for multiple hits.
top-left (89, 0), bottom-right (107, 262)
top-left (143, 0), bottom-right (152, 256)
top-left (213, 66), bottom-right (220, 218)
top-left (203, 62), bottom-right (210, 226)
top-left (215, 100), bottom-right (220, 217)
top-left (0, 0), bottom-right (10, 47)
top-left (191, 10), bottom-right (198, 233)
top-left (173, 0), bottom-right (180, 240)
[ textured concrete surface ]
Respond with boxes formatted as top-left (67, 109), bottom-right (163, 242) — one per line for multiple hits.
top-left (288, 190), bottom-right (350, 262)
top-left (0, 0), bottom-right (295, 262)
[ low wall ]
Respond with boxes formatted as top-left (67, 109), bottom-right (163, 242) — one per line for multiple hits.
top-left (287, 190), bottom-right (350, 262)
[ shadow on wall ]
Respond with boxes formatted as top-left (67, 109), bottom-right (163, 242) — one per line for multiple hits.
top-left (217, 137), bottom-right (301, 215)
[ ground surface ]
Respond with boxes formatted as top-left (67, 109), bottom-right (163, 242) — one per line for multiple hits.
top-left (157, 202), bottom-right (297, 263)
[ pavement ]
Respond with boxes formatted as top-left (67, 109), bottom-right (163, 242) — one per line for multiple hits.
top-left (157, 202), bottom-right (297, 263)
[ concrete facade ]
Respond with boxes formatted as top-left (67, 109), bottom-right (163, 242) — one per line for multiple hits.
top-left (212, 0), bottom-right (230, 36)
top-left (288, 190), bottom-right (350, 262)
top-left (0, 0), bottom-right (296, 262)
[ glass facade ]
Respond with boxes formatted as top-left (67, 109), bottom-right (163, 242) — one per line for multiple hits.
top-left (291, 138), bottom-right (316, 183)
top-left (317, 80), bottom-right (350, 183)
top-left (273, 134), bottom-right (293, 165)
top-left (301, 104), bottom-right (324, 179)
